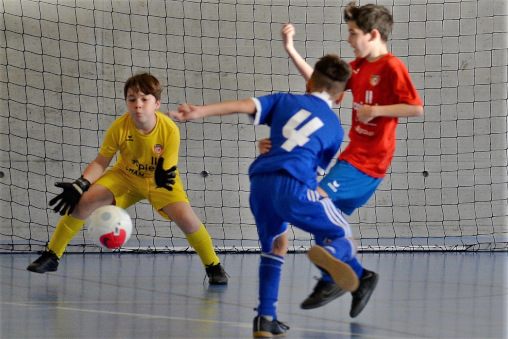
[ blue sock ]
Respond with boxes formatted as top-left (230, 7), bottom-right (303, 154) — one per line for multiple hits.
top-left (326, 237), bottom-right (354, 262)
top-left (345, 257), bottom-right (364, 278)
top-left (257, 253), bottom-right (284, 320)
top-left (324, 237), bottom-right (364, 279)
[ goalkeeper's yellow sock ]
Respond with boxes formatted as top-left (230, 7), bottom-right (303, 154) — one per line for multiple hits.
top-left (185, 224), bottom-right (220, 267)
top-left (48, 214), bottom-right (85, 258)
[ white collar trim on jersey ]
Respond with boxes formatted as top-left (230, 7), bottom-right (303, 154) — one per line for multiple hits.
top-left (310, 91), bottom-right (333, 108)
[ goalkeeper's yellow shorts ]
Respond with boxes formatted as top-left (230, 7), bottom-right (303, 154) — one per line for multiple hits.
top-left (94, 166), bottom-right (189, 220)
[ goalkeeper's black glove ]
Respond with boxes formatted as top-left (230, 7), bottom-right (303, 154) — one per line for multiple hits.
top-left (49, 176), bottom-right (90, 216)
top-left (154, 157), bottom-right (177, 191)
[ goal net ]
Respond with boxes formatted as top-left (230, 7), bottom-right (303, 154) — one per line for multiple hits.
top-left (1, 0), bottom-right (506, 253)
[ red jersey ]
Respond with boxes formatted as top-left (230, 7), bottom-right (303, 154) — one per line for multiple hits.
top-left (338, 53), bottom-right (422, 178)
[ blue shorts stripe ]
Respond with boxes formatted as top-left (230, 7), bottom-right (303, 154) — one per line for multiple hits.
top-left (320, 198), bottom-right (352, 236)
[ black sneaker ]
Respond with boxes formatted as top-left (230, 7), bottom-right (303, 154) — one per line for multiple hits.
top-left (307, 245), bottom-right (359, 292)
top-left (253, 315), bottom-right (289, 338)
top-left (300, 279), bottom-right (347, 309)
top-left (27, 250), bottom-right (59, 273)
top-left (350, 269), bottom-right (379, 318)
top-left (205, 263), bottom-right (228, 285)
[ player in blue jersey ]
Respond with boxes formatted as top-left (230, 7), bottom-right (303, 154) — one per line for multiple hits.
top-left (167, 54), bottom-right (378, 338)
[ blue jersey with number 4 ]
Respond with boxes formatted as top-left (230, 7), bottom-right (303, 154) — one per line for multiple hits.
top-left (249, 92), bottom-right (344, 188)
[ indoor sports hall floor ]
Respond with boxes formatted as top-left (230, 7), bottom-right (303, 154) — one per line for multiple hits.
top-left (1, 252), bottom-right (506, 338)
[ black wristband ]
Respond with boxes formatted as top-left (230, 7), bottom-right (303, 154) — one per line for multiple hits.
top-left (74, 176), bottom-right (91, 194)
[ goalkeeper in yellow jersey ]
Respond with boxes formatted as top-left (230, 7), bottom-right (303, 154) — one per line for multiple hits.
top-left (27, 73), bottom-right (228, 285)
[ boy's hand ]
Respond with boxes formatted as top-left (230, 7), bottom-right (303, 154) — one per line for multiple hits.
top-left (49, 177), bottom-right (90, 215)
top-left (356, 105), bottom-right (376, 124)
top-left (258, 138), bottom-right (272, 155)
top-left (166, 103), bottom-right (203, 122)
top-left (281, 23), bottom-right (296, 51)
top-left (154, 157), bottom-right (176, 191)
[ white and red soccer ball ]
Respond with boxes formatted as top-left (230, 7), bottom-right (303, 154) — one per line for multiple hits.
top-left (87, 205), bottom-right (133, 249)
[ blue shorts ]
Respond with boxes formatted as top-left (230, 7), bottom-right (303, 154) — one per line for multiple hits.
top-left (250, 172), bottom-right (352, 253)
top-left (318, 160), bottom-right (382, 215)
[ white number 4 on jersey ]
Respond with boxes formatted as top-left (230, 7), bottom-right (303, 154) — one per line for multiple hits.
top-left (281, 109), bottom-right (324, 152)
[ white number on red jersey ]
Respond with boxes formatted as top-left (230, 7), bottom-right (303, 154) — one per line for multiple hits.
top-left (365, 90), bottom-right (373, 104)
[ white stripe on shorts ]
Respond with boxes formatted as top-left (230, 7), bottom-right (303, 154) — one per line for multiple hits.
top-left (320, 197), bottom-right (353, 237)
top-left (307, 189), bottom-right (321, 202)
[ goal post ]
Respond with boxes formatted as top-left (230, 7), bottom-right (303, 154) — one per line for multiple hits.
top-left (0, 0), bottom-right (506, 253)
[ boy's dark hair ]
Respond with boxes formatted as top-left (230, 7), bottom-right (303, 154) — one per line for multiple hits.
top-left (311, 54), bottom-right (351, 96)
top-left (344, 1), bottom-right (393, 42)
top-left (124, 73), bottom-right (162, 101)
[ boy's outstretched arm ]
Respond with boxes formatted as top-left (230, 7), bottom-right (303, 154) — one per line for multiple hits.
top-left (81, 154), bottom-right (113, 184)
top-left (282, 23), bottom-right (314, 81)
top-left (167, 99), bottom-right (256, 122)
top-left (356, 103), bottom-right (424, 124)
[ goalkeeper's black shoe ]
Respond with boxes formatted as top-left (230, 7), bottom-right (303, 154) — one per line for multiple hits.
top-left (205, 263), bottom-right (228, 285)
top-left (253, 315), bottom-right (289, 338)
top-left (350, 269), bottom-right (379, 318)
top-left (300, 279), bottom-right (347, 309)
top-left (27, 250), bottom-right (59, 273)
